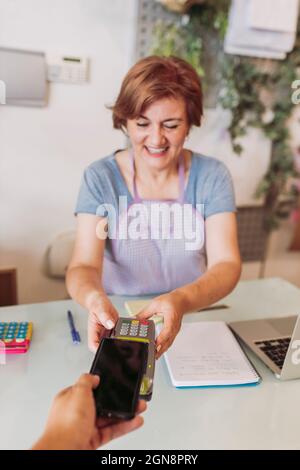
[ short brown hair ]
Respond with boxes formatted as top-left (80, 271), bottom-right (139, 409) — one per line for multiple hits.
top-left (111, 56), bottom-right (203, 131)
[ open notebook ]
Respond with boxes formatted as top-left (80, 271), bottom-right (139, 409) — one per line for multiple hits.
top-left (159, 321), bottom-right (261, 388)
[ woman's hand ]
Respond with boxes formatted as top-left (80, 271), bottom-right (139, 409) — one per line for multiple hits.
top-left (32, 374), bottom-right (146, 450)
top-left (86, 291), bottom-right (119, 352)
top-left (136, 291), bottom-right (185, 359)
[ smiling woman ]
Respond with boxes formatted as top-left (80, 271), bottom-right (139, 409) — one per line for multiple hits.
top-left (66, 56), bottom-right (241, 358)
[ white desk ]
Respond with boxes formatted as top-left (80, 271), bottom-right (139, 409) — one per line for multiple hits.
top-left (1, 278), bottom-right (300, 450)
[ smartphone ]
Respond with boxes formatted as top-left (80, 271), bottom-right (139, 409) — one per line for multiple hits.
top-left (90, 337), bottom-right (148, 420)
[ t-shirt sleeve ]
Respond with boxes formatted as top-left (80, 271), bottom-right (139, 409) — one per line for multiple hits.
top-left (204, 161), bottom-right (236, 219)
top-left (74, 166), bottom-right (104, 216)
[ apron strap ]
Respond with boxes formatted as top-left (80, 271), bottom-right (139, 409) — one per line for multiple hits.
top-left (130, 148), bottom-right (185, 203)
top-left (177, 153), bottom-right (185, 204)
top-left (130, 148), bottom-right (142, 203)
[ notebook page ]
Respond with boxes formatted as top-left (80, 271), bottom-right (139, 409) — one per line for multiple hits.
top-left (164, 322), bottom-right (259, 387)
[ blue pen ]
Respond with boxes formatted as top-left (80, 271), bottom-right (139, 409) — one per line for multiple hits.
top-left (67, 310), bottom-right (81, 344)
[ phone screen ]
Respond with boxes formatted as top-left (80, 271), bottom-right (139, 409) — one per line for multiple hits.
top-left (90, 338), bottom-right (147, 419)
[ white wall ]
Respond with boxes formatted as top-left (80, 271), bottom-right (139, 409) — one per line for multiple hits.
top-left (0, 0), bottom-right (137, 304)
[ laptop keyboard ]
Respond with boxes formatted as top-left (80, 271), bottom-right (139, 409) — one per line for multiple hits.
top-left (255, 337), bottom-right (291, 369)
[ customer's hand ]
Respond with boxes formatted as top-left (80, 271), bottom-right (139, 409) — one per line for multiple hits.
top-left (136, 292), bottom-right (185, 359)
top-left (87, 292), bottom-right (119, 352)
top-left (32, 374), bottom-right (146, 450)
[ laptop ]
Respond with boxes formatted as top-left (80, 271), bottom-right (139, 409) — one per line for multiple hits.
top-left (229, 315), bottom-right (300, 380)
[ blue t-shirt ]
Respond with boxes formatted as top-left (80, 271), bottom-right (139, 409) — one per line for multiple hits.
top-left (75, 151), bottom-right (236, 218)
top-left (74, 151), bottom-right (236, 295)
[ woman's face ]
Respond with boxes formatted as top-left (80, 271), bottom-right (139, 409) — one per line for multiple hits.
top-left (126, 96), bottom-right (189, 171)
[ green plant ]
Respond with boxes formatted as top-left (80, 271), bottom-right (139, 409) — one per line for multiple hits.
top-left (150, 1), bottom-right (300, 230)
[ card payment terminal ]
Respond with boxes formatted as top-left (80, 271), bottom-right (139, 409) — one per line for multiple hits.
top-left (109, 317), bottom-right (156, 401)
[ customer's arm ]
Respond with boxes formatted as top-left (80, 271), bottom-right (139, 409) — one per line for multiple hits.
top-left (32, 374), bottom-right (146, 450)
top-left (66, 214), bottom-right (119, 351)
